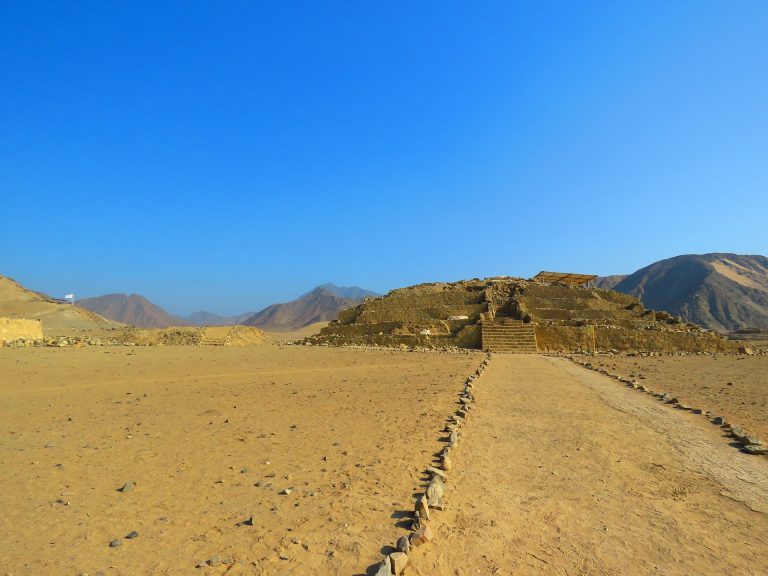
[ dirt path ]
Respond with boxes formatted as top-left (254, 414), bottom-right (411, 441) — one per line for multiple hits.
top-left (411, 355), bottom-right (768, 575)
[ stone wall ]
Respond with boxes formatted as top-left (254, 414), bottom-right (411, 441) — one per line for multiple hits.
top-left (535, 325), bottom-right (735, 354)
top-left (0, 317), bottom-right (43, 343)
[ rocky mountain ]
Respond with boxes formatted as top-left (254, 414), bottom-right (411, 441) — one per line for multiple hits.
top-left (77, 294), bottom-right (187, 328)
top-left (612, 253), bottom-right (768, 332)
top-left (0, 275), bottom-right (120, 335)
top-left (593, 275), bottom-right (628, 290)
top-left (243, 285), bottom-right (377, 331)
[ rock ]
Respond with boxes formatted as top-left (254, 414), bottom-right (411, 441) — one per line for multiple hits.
top-left (743, 435), bottom-right (763, 447)
top-left (207, 556), bottom-right (222, 566)
top-left (241, 516), bottom-right (255, 526)
top-left (426, 466), bottom-right (446, 480)
top-left (692, 408), bottom-right (703, 415)
top-left (409, 524), bottom-right (434, 546)
top-left (743, 444), bottom-right (768, 455)
top-left (125, 530), bottom-right (138, 539)
top-left (712, 415), bottom-right (725, 425)
top-left (731, 427), bottom-right (748, 442)
top-left (118, 481), bottom-right (134, 493)
top-left (442, 455), bottom-right (453, 471)
top-left (389, 551), bottom-right (409, 574)
top-left (738, 346), bottom-right (754, 356)
top-left (374, 557), bottom-right (392, 576)
top-left (449, 430), bottom-right (458, 446)
top-left (396, 535), bottom-right (411, 555)
top-left (459, 397), bottom-right (471, 405)
top-left (280, 488), bottom-right (293, 495)
top-left (426, 476), bottom-right (445, 507)
top-left (415, 494), bottom-right (430, 521)
top-left (109, 539), bottom-right (122, 548)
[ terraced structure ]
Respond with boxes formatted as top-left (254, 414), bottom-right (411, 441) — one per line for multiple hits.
top-left (311, 277), bottom-right (734, 353)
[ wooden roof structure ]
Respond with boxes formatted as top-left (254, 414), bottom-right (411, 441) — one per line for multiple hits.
top-left (532, 271), bottom-right (597, 286)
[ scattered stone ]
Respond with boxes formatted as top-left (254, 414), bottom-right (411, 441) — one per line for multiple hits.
top-left (118, 481), bottom-right (134, 493)
top-left (280, 488), bottom-right (293, 495)
top-left (241, 516), bottom-right (255, 526)
top-left (109, 539), bottom-right (122, 548)
top-left (731, 427), bottom-right (748, 442)
top-left (426, 466), bottom-right (446, 480)
top-left (389, 551), bottom-right (409, 574)
top-left (712, 416), bottom-right (725, 425)
top-left (374, 556), bottom-right (392, 576)
top-left (426, 476), bottom-right (445, 508)
top-left (125, 530), bottom-right (138, 539)
top-left (409, 524), bottom-right (434, 546)
top-left (415, 494), bottom-right (430, 521)
top-left (396, 535), bottom-right (411, 555)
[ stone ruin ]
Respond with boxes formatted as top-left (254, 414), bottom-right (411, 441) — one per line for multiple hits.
top-left (308, 277), bottom-right (734, 353)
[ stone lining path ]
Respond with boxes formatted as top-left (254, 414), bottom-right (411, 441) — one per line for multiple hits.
top-left (409, 355), bottom-right (768, 575)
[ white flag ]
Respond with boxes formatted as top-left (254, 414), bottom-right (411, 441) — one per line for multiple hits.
top-left (65, 294), bottom-right (74, 299)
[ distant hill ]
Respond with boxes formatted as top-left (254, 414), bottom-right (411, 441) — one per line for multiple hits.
top-left (184, 310), bottom-right (256, 326)
top-left (0, 275), bottom-right (120, 335)
top-left (612, 253), bottom-right (768, 332)
top-left (77, 294), bottom-right (187, 328)
top-left (593, 275), bottom-right (628, 290)
top-left (243, 284), bottom-right (378, 331)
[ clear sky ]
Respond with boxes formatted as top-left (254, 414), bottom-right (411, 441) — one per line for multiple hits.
top-left (3, 1), bottom-right (767, 315)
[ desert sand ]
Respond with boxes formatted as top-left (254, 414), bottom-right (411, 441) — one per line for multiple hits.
top-left (2, 346), bottom-right (767, 575)
top-left (0, 345), bottom-right (477, 574)
top-left (587, 354), bottom-right (768, 442)
top-left (412, 355), bottom-right (768, 575)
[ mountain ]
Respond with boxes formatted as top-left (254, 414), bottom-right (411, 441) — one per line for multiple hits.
top-left (184, 310), bottom-right (256, 326)
top-left (243, 285), bottom-right (377, 331)
top-left (315, 283), bottom-right (379, 300)
top-left (77, 294), bottom-right (187, 328)
top-left (593, 275), bottom-right (628, 290)
top-left (0, 275), bottom-right (120, 335)
top-left (612, 253), bottom-right (768, 332)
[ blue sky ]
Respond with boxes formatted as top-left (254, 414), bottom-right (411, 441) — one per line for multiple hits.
top-left (3, 1), bottom-right (767, 315)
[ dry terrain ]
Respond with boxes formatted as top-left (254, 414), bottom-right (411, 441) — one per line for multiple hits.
top-left (2, 346), bottom-right (768, 575)
top-left (587, 354), bottom-right (768, 442)
top-left (413, 355), bottom-right (768, 575)
top-left (0, 345), bottom-right (478, 575)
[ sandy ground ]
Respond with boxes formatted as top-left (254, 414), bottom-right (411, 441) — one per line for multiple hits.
top-left (0, 345), bottom-right (478, 575)
top-left (412, 355), bottom-right (768, 575)
top-left (587, 355), bottom-right (768, 442)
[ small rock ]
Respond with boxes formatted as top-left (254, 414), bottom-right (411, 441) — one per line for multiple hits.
top-left (712, 416), bottom-right (725, 425)
top-left (389, 551), bottom-right (409, 575)
top-left (425, 466), bottom-right (446, 480)
top-left (125, 530), bottom-right (138, 539)
top-left (415, 494), bottom-right (430, 521)
top-left (118, 482), bottom-right (134, 493)
top-left (442, 455), bottom-right (453, 471)
top-left (280, 488), bottom-right (293, 495)
top-left (743, 444), bottom-right (768, 455)
top-left (207, 556), bottom-right (222, 566)
top-left (374, 557), bottom-right (392, 576)
top-left (109, 539), bottom-right (122, 548)
top-left (396, 535), bottom-right (410, 555)
top-left (409, 524), bottom-right (434, 546)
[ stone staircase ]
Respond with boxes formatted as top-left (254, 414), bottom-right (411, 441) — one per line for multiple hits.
top-left (481, 318), bottom-right (538, 353)
top-left (199, 327), bottom-right (229, 346)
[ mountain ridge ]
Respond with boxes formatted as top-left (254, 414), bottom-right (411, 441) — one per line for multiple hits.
top-left (611, 253), bottom-right (768, 332)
